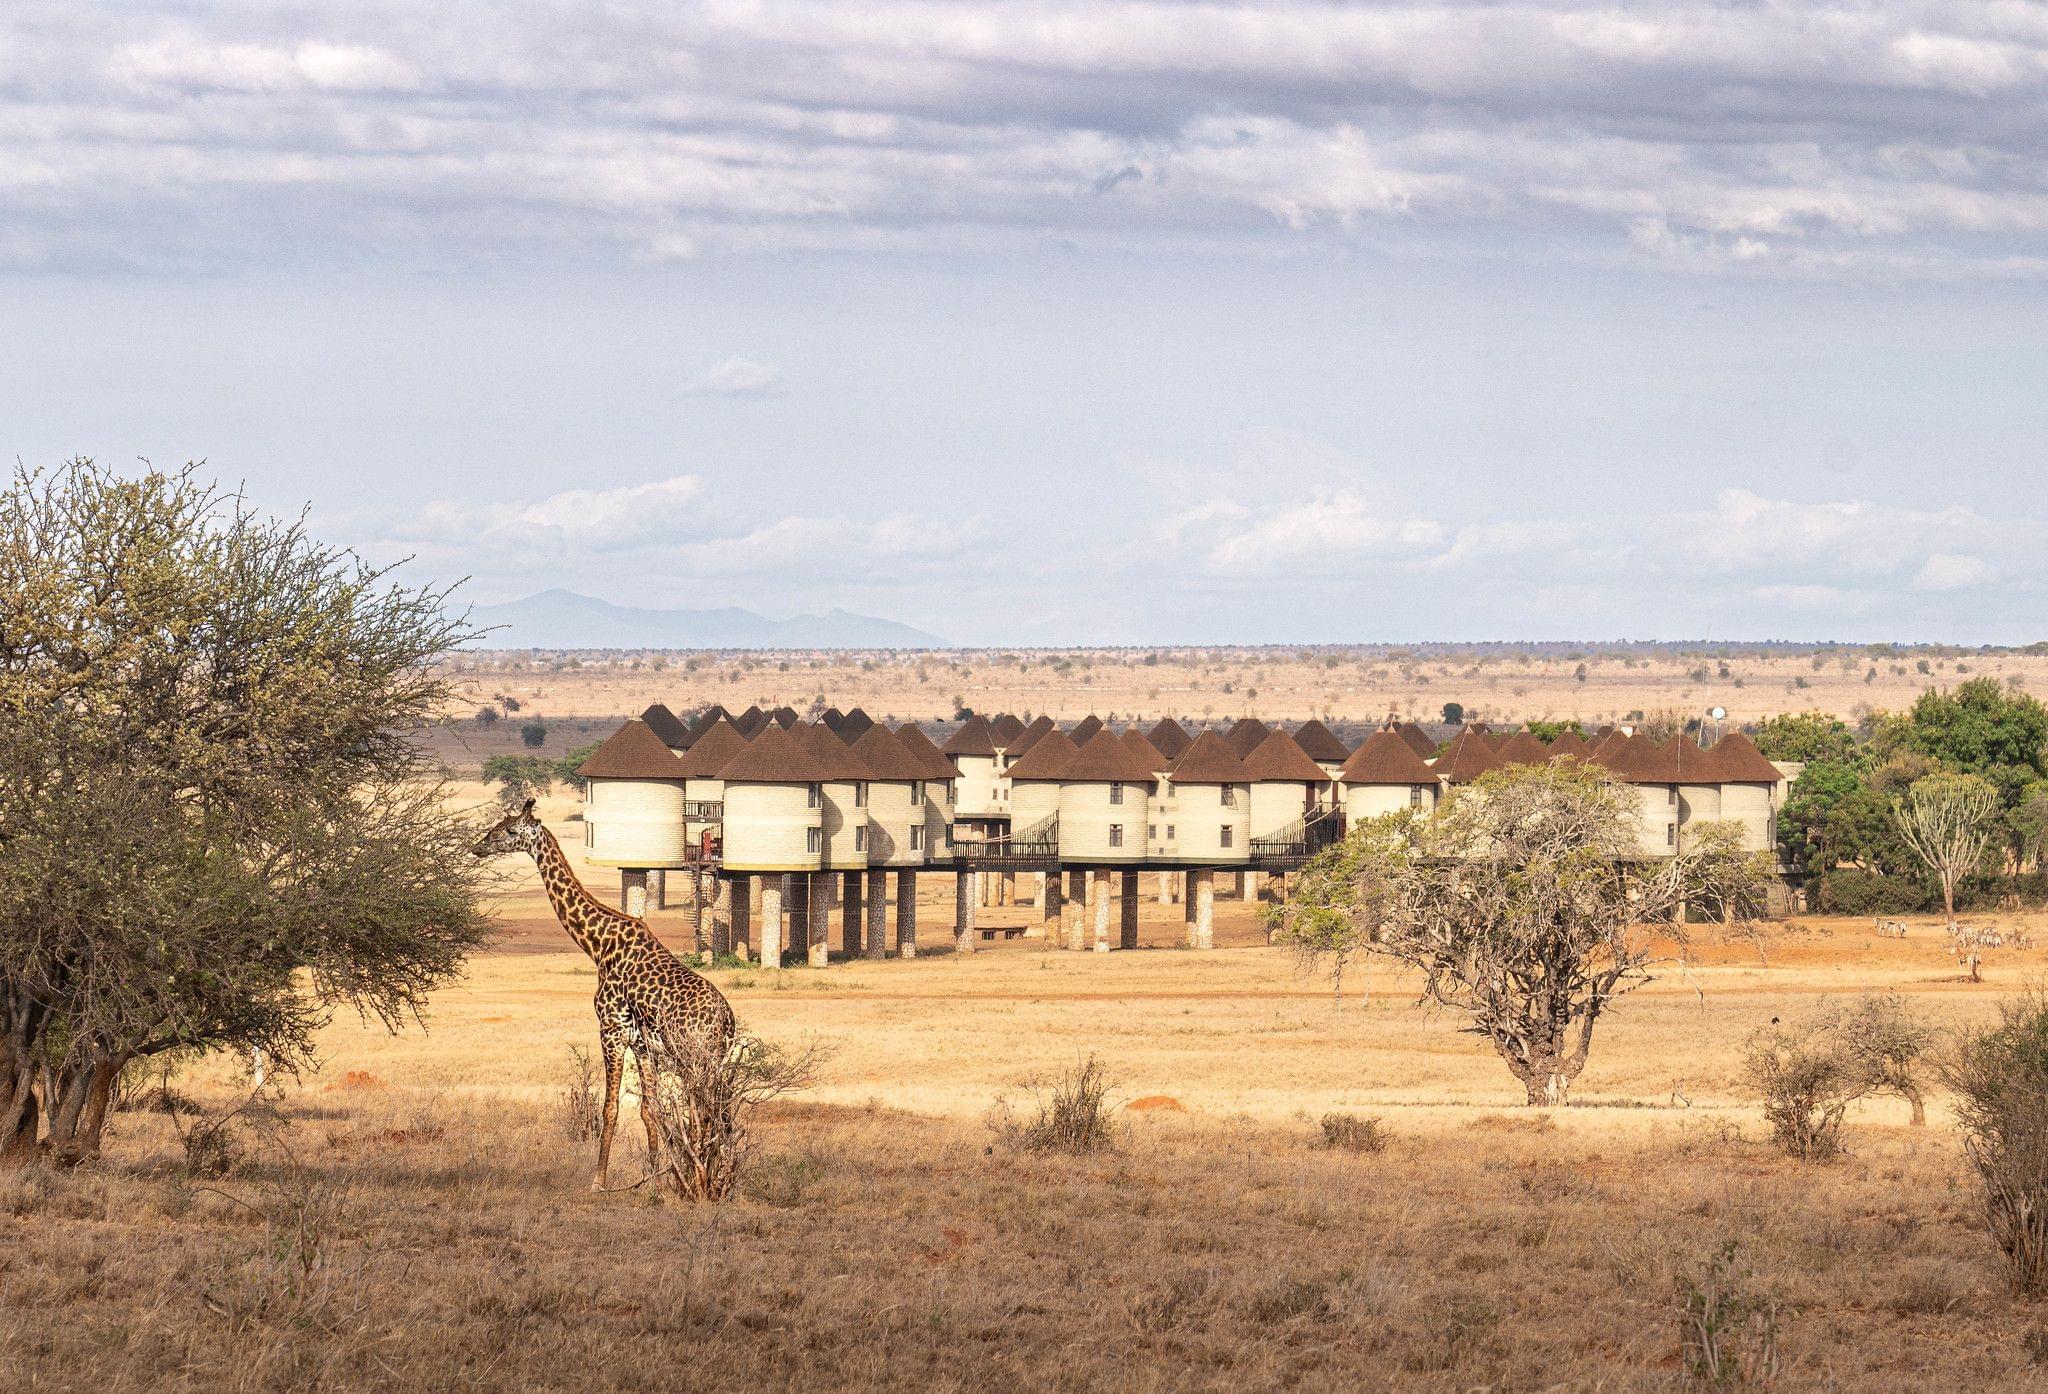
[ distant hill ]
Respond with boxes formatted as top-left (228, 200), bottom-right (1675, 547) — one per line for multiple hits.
top-left (467, 589), bottom-right (947, 650)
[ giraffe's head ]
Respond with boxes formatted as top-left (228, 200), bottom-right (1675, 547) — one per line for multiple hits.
top-left (473, 799), bottom-right (545, 858)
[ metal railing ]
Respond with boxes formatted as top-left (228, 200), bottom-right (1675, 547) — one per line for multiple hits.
top-left (952, 815), bottom-right (1061, 869)
top-left (1249, 805), bottom-right (1346, 867)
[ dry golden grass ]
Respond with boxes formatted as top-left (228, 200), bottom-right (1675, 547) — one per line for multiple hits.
top-left (12, 893), bottom-right (2048, 1390)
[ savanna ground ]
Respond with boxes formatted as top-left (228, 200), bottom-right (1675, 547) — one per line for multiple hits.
top-left (435, 643), bottom-right (2048, 761)
top-left (13, 817), bottom-right (2048, 1393)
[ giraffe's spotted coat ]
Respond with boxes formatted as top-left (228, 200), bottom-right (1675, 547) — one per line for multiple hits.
top-left (475, 801), bottom-right (735, 1188)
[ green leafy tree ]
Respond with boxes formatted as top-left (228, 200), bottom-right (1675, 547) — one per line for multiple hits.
top-left (1893, 772), bottom-right (2000, 977)
top-left (1271, 762), bottom-right (1766, 1105)
top-left (1751, 712), bottom-right (1861, 766)
top-left (1440, 701), bottom-right (1465, 725)
top-left (0, 460), bottom-right (492, 1166)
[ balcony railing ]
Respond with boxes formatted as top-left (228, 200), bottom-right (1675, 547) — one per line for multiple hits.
top-left (953, 815), bottom-right (1061, 869)
top-left (1249, 805), bottom-right (1346, 867)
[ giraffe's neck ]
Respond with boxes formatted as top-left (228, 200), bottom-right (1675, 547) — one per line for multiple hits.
top-left (527, 826), bottom-right (613, 963)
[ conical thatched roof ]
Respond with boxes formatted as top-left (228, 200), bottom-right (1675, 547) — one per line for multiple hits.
top-left (1392, 723), bottom-right (1439, 758)
top-left (1120, 728), bottom-right (1171, 772)
top-left (1009, 714), bottom-right (1056, 756)
top-left (1066, 714), bottom-right (1105, 745)
top-left (1290, 719), bottom-right (1350, 764)
top-left (1145, 718), bottom-right (1192, 759)
top-left (1494, 730), bottom-right (1550, 765)
top-left (577, 720), bottom-right (688, 780)
top-left (671, 717), bottom-right (750, 778)
top-left (1168, 731), bottom-right (1252, 784)
top-left (943, 715), bottom-right (999, 758)
top-left (837, 707), bottom-right (876, 742)
top-left (733, 706), bottom-right (770, 737)
top-left (1434, 729), bottom-right (1505, 783)
top-left (1004, 728), bottom-right (1082, 781)
top-left (1707, 732), bottom-right (1785, 783)
top-left (1340, 731), bottom-right (1437, 785)
top-left (1223, 718), bottom-right (1272, 757)
top-left (891, 722), bottom-right (961, 779)
top-left (795, 721), bottom-right (873, 782)
top-left (716, 723), bottom-right (821, 784)
top-left (1242, 730), bottom-right (1330, 782)
top-left (850, 725), bottom-right (927, 781)
top-left (640, 703), bottom-right (693, 750)
top-left (1068, 729), bottom-right (1161, 782)
top-left (989, 714), bottom-right (1026, 746)
top-left (1546, 730), bottom-right (1592, 761)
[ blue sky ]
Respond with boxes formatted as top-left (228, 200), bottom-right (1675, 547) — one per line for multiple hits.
top-left (3, 2), bottom-right (2045, 644)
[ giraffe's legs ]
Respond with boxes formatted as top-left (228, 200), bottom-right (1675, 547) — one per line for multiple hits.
top-left (593, 1030), bottom-right (625, 1191)
top-left (634, 1051), bottom-right (664, 1172)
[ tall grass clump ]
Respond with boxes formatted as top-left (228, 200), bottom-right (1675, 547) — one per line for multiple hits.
top-left (1676, 1241), bottom-right (1781, 1388)
top-left (642, 1034), bottom-right (825, 1202)
top-left (1945, 988), bottom-right (2048, 1295)
top-left (994, 1056), bottom-right (1119, 1154)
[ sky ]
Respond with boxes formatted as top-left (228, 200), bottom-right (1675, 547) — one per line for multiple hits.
top-left (2, 1), bottom-right (2045, 646)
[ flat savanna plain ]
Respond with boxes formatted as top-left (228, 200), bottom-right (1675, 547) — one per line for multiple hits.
top-left (13, 818), bottom-right (2048, 1392)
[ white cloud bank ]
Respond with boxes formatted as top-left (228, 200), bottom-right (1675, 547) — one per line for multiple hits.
top-left (5, 1), bottom-right (2048, 275)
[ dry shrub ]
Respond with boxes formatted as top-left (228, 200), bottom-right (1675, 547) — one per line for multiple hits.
top-left (1317, 1113), bottom-right (1389, 1154)
top-left (1744, 995), bottom-right (1929, 1160)
top-left (1676, 1240), bottom-right (1781, 1388)
top-left (555, 1044), bottom-right (602, 1143)
top-left (640, 1033), bottom-right (826, 1202)
top-left (1945, 988), bottom-right (2048, 1296)
top-left (992, 1056), bottom-right (1119, 1155)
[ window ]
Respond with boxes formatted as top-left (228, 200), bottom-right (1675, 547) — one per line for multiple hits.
top-left (1220, 784), bottom-right (1237, 807)
top-left (1166, 825), bottom-right (1176, 840)
top-left (910, 780), bottom-right (923, 803)
top-left (807, 783), bottom-right (822, 809)
top-left (1109, 824), bottom-right (1124, 848)
top-left (1148, 825), bottom-right (1157, 840)
top-left (1109, 781), bottom-right (1124, 805)
top-left (1667, 787), bottom-right (1677, 806)
top-left (1410, 785), bottom-right (1425, 808)
top-left (855, 826), bottom-right (867, 853)
top-left (807, 827), bottom-right (821, 854)
top-left (1220, 825), bottom-right (1234, 848)
top-left (911, 825), bottom-right (924, 851)
top-left (944, 781), bottom-right (954, 806)
top-left (854, 781), bottom-right (868, 808)
top-left (1666, 822), bottom-right (1676, 847)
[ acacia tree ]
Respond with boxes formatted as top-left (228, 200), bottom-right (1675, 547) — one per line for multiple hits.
top-left (1892, 772), bottom-right (1999, 980)
top-left (0, 460), bottom-right (492, 1165)
top-left (1273, 761), bottom-right (1767, 1106)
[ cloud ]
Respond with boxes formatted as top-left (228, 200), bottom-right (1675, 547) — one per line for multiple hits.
top-left (1913, 552), bottom-right (1996, 591)
top-left (1204, 489), bottom-right (1445, 573)
top-left (680, 357), bottom-right (783, 397)
top-left (398, 474), bottom-right (707, 552)
top-left (8, 2), bottom-right (2048, 275)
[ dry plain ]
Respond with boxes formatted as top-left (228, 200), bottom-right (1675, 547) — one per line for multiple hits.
top-left (10, 801), bottom-right (2048, 1391)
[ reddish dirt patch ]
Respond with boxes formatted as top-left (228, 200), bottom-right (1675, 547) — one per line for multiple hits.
top-left (324, 1069), bottom-right (387, 1091)
top-left (1128, 1095), bottom-right (1187, 1113)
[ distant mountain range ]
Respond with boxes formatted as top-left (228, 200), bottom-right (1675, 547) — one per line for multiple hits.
top-left (467, 589), bottom-right (947, 650)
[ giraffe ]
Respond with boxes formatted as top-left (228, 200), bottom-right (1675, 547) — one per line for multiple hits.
top-left (473, 800), bottom-right (736, 1189)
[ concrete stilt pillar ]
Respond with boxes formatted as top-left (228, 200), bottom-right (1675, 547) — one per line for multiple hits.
top-left (896, 870), bottom-right (918, 959)
top-left (621, 869), bottom-right (648, 918)
top-left (1042, 874), bottom-right (1062, 936)
top-left (684, 870), bottom-right (706, 955)
top-left (1036, 871), bottom-right (1050, 907)
top-left (758, 877), bottom-right (784, 968)
top-left (1067, 869), bottom-right (1086, 904)
top-left (1184, 871), bottom-right (1197, 942)
top-left (1002, 871), bottom-right (1016, 906)
top-left (975, 870), bottom-right (989, 908)
top-left (654, 869), bottom-right (669, 911)
top-left (1194, 869), bottom-right (1216, 950)
top-left (786, 874), bottom-right (809, 958)
top-left (956, 872), bottom-right (977, 952)
top-left (843, 870), bottom-right (864, 958)
top-left (808, 872), bottom-right (831, 969)
top-left (1092, 870), bottom-right (1113, 953)
top-left (1120, 870), bottom-right (1139, 950)
top-left (1159, 871), bottom-right (1176, 905)
top-left (712, 875), bottom-right (737, 960)
top-left (731, 876), bottom-right (753, 961)
top-left (1064, 871), bottom-right (1088, 951)
top-left (865, 870), bottom-right (888, 960)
